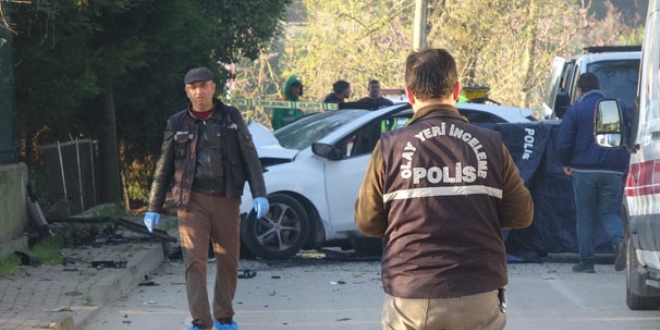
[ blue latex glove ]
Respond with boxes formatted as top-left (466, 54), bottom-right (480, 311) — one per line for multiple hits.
top-left (253, 197), bottom-right (270, 218)
top-left (143, 212), bottom-right (160, 233)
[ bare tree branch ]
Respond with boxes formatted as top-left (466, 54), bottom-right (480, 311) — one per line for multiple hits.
top-left (1, 0), bottom-right (32, 34)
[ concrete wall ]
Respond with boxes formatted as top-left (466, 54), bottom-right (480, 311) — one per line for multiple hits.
top-left (0, 163), bottom-right (27, 259)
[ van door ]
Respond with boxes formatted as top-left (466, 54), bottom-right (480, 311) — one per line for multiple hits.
top-left (543, 57), bottom-right (566, 118)
top-left (627, 2), bottom-right (660, 256)
top-left (544, 57), bottom-right (575, 119)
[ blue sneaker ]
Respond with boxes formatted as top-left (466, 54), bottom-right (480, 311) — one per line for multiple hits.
top-left (213, 319), bottom-right (238, 330)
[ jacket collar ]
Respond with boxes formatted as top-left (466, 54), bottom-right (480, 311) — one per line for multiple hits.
top-left (186, 99), bottom-right (225, 121)
top-left (578, 89), bottom-right (605, 102)
top-left (408, 103), bottom-right (468, 125)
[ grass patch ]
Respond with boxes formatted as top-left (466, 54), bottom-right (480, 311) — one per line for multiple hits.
top-left (119, 244), bottom-right (135, 253)
top-left (91, 203), bottom-right (135, 217)
top-left (30, 237), bottom-right (64, 265)
top-left (0, 255), bottom-right (21, 276)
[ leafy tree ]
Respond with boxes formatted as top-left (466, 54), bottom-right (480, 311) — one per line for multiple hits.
top-left (11, 0), bottom-right (290, 207)
top-left (619, 26), bottom-right (645, 45)
top-left (278, 0), bottom-right (414, 103)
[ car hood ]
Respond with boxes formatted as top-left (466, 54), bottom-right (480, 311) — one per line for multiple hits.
top-left (247, 121), bottom-right (299, 160)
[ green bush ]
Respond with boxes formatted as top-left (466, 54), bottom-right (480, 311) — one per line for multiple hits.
top-left (0, 255), bottom-right (20, 276)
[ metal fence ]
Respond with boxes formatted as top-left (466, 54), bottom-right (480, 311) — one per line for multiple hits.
top-left (40, 139), bottom-right (99, 217)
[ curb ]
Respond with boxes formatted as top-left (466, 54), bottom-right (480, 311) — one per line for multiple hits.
top-left (50, 242), bottom-right (166, 330)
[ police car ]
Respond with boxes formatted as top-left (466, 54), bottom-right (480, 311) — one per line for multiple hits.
top-left (240, 103), bottom-right (535, 259)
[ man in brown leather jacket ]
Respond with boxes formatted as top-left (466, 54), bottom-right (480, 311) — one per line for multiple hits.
top-left (355, 49), bottom-right (534, 330)
top-left (144, 67), bottom-right (268, 330)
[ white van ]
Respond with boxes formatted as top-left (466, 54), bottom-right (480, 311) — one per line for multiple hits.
top-left (544, 46), bottom-right (640, 120)
top-left (594, 0), bottom-right (660, 310)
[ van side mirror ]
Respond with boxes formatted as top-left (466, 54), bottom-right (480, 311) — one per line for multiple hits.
top-left (594, 99), bottom-right (623, 148)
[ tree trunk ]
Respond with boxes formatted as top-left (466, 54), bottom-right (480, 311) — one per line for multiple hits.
top-left (97, 88), bottom-right (122, 203)
top-left (522, 0), bottom-right (539, 108)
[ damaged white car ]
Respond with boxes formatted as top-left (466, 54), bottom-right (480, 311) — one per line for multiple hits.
top-left (240, 103), bottom-right (535, 259)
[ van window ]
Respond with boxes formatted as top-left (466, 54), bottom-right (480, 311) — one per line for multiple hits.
top-left (587, 60), bottom-right (640, 109)
top-left (544, 57), bottom-right (566, 108)
top-left (570, 63), bottom-right (581, 104)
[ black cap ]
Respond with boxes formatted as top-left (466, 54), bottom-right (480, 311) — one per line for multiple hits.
top-left (184, 67), bottom-right (214, 84)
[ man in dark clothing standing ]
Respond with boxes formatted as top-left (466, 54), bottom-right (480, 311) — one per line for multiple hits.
top-left (143, 67), bottom-right (270, 330)
top-left (354, 48), bottom-right (534, 330)
top-left (357, 79), bottom-right (394, 110)
top-left (557, 73), bottom-right (630, 273)
top-left (323, 79), bottom-right (351, 103)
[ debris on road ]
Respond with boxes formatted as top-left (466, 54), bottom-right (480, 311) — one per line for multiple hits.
top-left (238, 269), bottom-right (256, 279)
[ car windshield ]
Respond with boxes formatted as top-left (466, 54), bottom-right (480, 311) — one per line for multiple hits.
top-left (274, 110), bottom-right (369, 150)
top-left (587, 59), bottom-right (640, 109)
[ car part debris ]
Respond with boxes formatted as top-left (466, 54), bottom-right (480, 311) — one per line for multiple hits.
top-left (238, 269), bottom-right (256, 279)
top-left (49, 216), bottom-right (177, 243)
top-left (14, 250), bottom-right (41, 266)
top-left (60, 253), bottom-right (127, 269)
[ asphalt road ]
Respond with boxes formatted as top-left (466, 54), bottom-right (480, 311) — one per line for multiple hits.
top-left (84, 254), bottom-right (660, 330)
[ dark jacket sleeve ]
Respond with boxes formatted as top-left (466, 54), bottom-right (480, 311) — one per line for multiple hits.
top-left (236, 112), bottom-right (268, 198)
top-left (354, 140), bottom-right (388, 238)
top-left (500, 144), bottom-right (534, 229)
top-left (557, 105), bottom-right (577, 166)
top-left (147, 120), bottom-right (175, 213)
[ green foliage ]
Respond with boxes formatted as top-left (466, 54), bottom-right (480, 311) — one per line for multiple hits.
top-left (241, 0), bottom-right (636, 116)
top-left (1, 236), bottom-right (67, 276)
top-left (31, 237), bottom-right (65, 265)
top-left (91, 203), bottom-right (130, 217)
top-left (619, 26), bottom-right (645, 45)
top-left (277, 0), bottom-right (414, 103)
top-left (0, 255), bottom-right (20, 276)
top-left (12, 0), bottom-right (291, 207)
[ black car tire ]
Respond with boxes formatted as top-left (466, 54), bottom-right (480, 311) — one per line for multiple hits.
top-left (240, 194), bottom-right (310, 259)
top-left (626, 235), bottom-right (660, 310)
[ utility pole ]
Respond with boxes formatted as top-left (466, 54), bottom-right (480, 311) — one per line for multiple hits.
top-left (413, 0), bottom-right (428, 50)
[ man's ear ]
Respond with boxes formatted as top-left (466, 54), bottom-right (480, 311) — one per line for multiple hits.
top-left (405, 87), bottom-right (415, 105)
top-left (452, 82), bottom-right (461, 101)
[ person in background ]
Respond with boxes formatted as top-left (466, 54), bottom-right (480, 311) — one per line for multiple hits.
top-left (357, 79), bottom-right (394, 110)
top-left (323, 80), bottom-right (351, 104)
top-left (271, 75), bottom-right (304, 130)
top-left (143, 67), bottom-right (270, 330)
top-left (354, 48), bottom-right (534, 330)
top-left (557, 72), bottom-right (630, 273)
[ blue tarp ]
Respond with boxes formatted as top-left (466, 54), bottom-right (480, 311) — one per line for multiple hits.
top-left (493, 121), bottom-right (614, 262)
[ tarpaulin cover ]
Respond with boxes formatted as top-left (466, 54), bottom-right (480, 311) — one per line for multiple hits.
top-left (492, 121), bottom-right (614, 262)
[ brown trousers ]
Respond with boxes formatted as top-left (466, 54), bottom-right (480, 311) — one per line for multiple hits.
top-left (177, 192), bottom-right (241, 329)
top-left (382, 290), bottom-right (505, 330)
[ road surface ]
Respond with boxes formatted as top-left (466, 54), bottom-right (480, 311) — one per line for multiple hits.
top-left (84, 254), bottom-right (660, 330)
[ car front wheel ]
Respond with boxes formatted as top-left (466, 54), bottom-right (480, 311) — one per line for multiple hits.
top-left (240, 194), bottom-right (310, 259)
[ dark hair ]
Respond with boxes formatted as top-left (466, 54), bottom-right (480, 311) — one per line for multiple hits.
top-left (405, 48), bottom-right (458, 100)
top-left (333, 80), bottom-right (350, 93)
top-left (577, 73), bottom-right (600, 93)
top-left (368, 79), bottom-right (380, 87)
